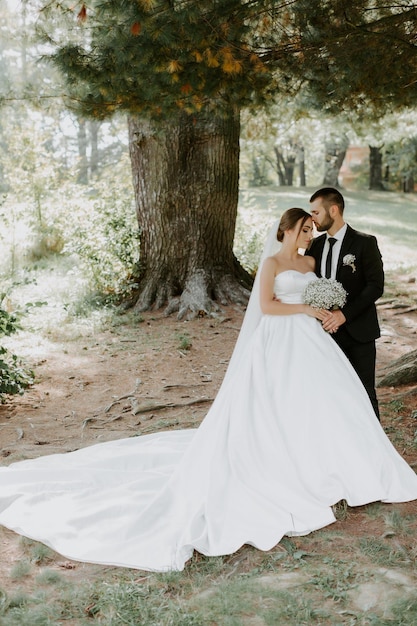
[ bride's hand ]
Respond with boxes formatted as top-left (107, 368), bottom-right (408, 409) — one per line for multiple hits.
top-left (304, 305), bottom-right (332, 322)
top-left (322, 309), bottom-right (346, 333)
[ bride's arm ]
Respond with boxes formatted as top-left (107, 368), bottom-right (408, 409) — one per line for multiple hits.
top-left (259, 258), bottom-right (329, 320)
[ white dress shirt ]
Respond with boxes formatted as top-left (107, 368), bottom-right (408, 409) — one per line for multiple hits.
top-left (321, 223), bottom-right (347, 279)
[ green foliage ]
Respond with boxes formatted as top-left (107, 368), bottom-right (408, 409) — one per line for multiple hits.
top-left (0, 308), bottom-right (20, 337)
top-left (63, 179), bottom-right (140, 303)
top-left (177, 332), bottom-right (192, 351)
top-left (0, 346), bottom-right (33, 399)
top-left (0, 307), bottom-right (33, 400)
top-left (68, 213), bottom-right (139, 299)
top-left (385, 136), bottom-right (417, 190)
top-left (40, 0), bottom-right (277, 119)
top-left (286, 1), bottom-right (417, 114)
top-left (0, 103), bottom-right (70, 273)
top-left (37, 0), bottom-right (417, 122)
top-left (234, 191), bottom-right (275, 273)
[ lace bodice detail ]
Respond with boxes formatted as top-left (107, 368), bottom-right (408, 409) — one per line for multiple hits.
top-left (273, 270), bottom-right (317, 304)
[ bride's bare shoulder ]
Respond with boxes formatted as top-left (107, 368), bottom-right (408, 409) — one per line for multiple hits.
top-left (263, 254), bottom-right (280, 266)
top-left (263, 255), bottom-right (282, 271)
top-left (304, 255), bottom-right (316, 271)
top-left (260, 255), bottom-right (282, 280)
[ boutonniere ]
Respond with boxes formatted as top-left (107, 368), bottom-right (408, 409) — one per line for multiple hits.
top-left (343, 254), bottom-right (356, 273)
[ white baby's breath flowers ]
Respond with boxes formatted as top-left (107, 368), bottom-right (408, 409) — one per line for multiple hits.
top-left (303, 278), bottom-right (347, 310)
top-left (342, 254), bottom-right (356, 272)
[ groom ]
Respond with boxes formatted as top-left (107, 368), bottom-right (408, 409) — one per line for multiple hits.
top-left (306, 187), bottom-right (384, 420)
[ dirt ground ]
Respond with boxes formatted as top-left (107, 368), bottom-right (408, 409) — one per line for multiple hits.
top-left (1, 271), bottom-right (417, 595)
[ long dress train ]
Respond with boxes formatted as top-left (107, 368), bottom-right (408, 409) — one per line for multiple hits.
top-left (0, 270), bottom-right (417, 572)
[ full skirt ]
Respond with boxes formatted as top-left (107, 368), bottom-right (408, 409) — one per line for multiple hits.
top-left (0, 313), bottom-right (416, 571)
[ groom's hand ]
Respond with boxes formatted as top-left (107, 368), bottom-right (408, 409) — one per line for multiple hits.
top-left (322, 310), bottom-right (346, 334)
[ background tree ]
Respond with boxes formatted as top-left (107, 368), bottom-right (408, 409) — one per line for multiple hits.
top-left (0, 0), bottom-right (132, 277)
top-left (286, 1), bottom-right (417, 113)
top-left (345, 109), bottom-right (417, 191)
top-left (368, 145), bottom-right (385, 191)
top-left (322, 133), bottom-right (350, 187)
top-left (32, 0), bottom-right (417, 317)
top-left (240, 106), bottom-right (357, 189)
top-left (273, 141), bottom-right (297, 186)
top-left (385, 137), bottom-right (417, 192)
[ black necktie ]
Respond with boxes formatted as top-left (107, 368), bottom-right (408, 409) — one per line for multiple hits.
top-left (325, 238), bottom-right (336, 279)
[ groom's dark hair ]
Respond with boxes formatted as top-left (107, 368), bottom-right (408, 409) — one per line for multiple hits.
top-left (310, 187), bottom-right (345, 214)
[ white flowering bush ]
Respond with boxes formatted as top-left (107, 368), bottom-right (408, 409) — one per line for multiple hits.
top-left (303, 278), bottom-right (347, 310)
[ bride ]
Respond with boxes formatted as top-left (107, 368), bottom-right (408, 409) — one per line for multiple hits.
top-left (1, 208), bottom-right (417, 572)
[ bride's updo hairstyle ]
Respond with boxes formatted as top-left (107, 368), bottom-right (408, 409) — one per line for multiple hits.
top-left (276, 207), bottom-right (311, 242)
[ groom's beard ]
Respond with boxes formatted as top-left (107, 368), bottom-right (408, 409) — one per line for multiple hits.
top-left (315, 215), bottom-right (334, 232)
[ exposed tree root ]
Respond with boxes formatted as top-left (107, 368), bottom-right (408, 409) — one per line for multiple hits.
top-left (133, 267), bottom-right (252, 320)
top-left (130, 397), bottom-right (213, 415)
top-left (393, 306), bottom-right (417, 315)
top-left (80, 381), bottom-right (215, 433)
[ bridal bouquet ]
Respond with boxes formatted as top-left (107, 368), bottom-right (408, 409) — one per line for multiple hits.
top-left (303, 278), bottom-right (347, 310)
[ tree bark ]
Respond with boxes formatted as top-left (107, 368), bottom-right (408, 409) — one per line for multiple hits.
top-left (298, 146), bottom-right (306, 186)
top-left (322, 135), bottom-right (349, 187)
top-left (128, 111), bottom-right (252, 319)
top-left (402, 173), bottom-right (414, 193)
top-left (89, 120), bottom-right (100, 177)
top-left (250, 155), bottom-right (269, 186)
top-left (273, 146), bottom-right (286, 185)
top-left (285, 155), bottom-right (295, 186)
top-left (77, 118), bottom-right (88, 185)
top-left (369, 145), bottom-right (385, 190)
top-left (273, 145), bottom-right (296, 186)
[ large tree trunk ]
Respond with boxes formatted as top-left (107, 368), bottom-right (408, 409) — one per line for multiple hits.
top-left (128, 111), bottom-right (252, 319)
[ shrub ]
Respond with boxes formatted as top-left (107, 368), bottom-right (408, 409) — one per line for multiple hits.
top-left (0, 307), bottom-right (33, 401)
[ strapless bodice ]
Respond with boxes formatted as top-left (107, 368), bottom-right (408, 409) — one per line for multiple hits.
top-left (273, 270), bottom-right (317, 304)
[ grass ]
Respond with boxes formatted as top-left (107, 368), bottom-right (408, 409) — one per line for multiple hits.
top-left (20, 537), bottom-right (56, 565)
top-left (307, 559), bottom-right (362, 603)
top-left (1, 540), bottom-right (416, 625)
top-left (1, 531), bottom-right (417, 624)
top-left (359, 537), bottom-right (412, 568)
top-left (177, 331), bottom-right (193, 351)
top-left (9, 561), bottom-right (32, 582)
top-left (0, 188), bottom-right (416, 624)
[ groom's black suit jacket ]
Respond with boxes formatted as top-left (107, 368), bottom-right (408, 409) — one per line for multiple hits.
top-left (306, 225), bottom-right (384, 343)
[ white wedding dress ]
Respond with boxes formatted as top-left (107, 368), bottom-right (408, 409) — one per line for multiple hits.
top-left (1, 269), bottom-right (417, 572)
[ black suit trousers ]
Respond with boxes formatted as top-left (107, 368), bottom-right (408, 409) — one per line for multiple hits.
top-left (332, 327), bottom-right (380, 421)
